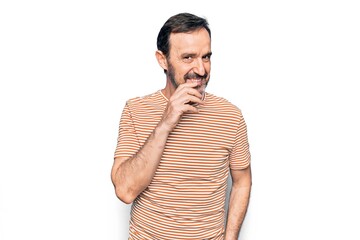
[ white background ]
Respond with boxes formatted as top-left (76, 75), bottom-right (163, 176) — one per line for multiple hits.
top-left (1, 1), bottom-right (359, 239)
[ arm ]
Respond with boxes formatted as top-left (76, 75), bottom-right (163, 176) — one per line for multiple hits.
top-left (111, 121), bottom-right (170, 204)
top-left (111, 82), bottom-right (203, 204)
top-left (225, 166), bottom-right (252, 240)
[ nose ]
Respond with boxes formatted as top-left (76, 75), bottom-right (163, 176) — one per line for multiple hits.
top-left (193, 58), bottom-right (206, 76)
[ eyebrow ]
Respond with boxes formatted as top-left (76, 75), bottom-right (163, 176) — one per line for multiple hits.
top-left (181, 53), bottom-right (197, 58)
top-left (181, 51), bottom-right (213, 58)
top-left (204, 52), bottom-right (213, 57)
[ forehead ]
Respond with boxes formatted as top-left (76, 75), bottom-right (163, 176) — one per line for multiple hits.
top-left (169, 28), bottom-right (211, 55)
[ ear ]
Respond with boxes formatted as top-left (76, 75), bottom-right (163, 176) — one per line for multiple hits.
top-left (155, 50), bottom-right (168, 72)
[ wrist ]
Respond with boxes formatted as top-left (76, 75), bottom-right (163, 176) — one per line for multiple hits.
top-left (155, 121), bottom-right (172, 136)
top-left (156, 119), bottom-right (174, 134)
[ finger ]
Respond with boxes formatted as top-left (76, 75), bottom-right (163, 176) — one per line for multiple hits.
top-left (175, 85), bottom-right (203, 99)
top-left (178, 81), bottom-right (199, 89)
top-left (187, 87), bottom-right (203, 99)
top-left (181, 95), bottom-right (204, 106)
top-left (182, 103), bottom-right (200, 113)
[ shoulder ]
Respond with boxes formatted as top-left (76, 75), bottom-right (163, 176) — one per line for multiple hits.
top-left (126, 90), bottom-right (165, 107)
top-left (127, 91), bottom-right (159, 104)
top-left (205, 92), bottom-right (243, 117)
top-left (124, 90), bottom-right (166, 116)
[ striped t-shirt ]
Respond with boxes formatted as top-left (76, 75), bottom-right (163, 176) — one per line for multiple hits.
top-left (114, 90), bottom-right (251, 239)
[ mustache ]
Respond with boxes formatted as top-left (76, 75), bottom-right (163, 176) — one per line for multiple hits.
top-left (184, 72), bottom-right (208, 80)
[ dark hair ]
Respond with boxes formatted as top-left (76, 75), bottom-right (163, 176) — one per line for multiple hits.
top-left (157, 13), bottom-right (211, 58)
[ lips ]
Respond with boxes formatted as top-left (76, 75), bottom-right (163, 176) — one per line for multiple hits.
top-left (186, 79), bottom-right (204, 87)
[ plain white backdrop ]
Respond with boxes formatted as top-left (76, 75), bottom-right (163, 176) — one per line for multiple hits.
top-left (1, 1), bottom-right (359, 239)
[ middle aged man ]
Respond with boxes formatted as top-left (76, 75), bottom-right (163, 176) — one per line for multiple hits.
top-left (111, 12), bottom-right (252, 239)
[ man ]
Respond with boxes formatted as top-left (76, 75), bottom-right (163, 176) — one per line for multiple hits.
top-left (111, 13), bottom-right (252, 239)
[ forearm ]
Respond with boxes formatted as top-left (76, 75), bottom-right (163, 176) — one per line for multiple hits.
top-left (112, 122), bottom-right (170, 203)
top-left (225, 168), bottom-right (252, 239)
top-left (112, 83), bottom-right (204, 203)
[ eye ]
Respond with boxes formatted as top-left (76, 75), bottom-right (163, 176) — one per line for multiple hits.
top-left (202, 55), bottom-right (211, 62)
top-left (183, 56), bottom-right (193, 63)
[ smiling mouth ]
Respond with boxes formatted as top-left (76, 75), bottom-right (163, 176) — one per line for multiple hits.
top-left (186, 78), bottom-right (204, 86)
top-left (184, 72), bottom-right (208, 85)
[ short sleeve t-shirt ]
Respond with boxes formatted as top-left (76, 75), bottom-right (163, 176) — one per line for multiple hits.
top-left (115, 90), bottom-right (251, 240)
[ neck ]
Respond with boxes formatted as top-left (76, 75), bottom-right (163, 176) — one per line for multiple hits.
top-left (161, 79), bottom-right (176, 100)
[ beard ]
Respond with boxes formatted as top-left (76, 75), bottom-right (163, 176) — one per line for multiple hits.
top-left (167, 61), bottom-right (210, 91)
top-left (167, 62), bottom-right (179, 89)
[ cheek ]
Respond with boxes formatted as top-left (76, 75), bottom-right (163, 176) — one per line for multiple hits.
top-left (177, 66), bottom-right (192, 78)
top-left (206, 63), bottom-right (211, 72)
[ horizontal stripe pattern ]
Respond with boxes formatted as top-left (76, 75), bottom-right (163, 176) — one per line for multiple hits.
top-left (114, 90), bottom-right (250, 239)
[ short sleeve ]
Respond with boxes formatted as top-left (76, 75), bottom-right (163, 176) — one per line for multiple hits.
top-left (114, 102), bottom-right (141, 159)
top-left (229, 113), bottom-right (251, 170)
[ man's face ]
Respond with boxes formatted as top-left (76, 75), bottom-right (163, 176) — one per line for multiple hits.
top-left (166, 28), bottom-right (212, 97)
